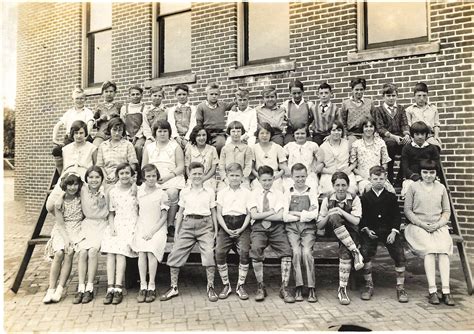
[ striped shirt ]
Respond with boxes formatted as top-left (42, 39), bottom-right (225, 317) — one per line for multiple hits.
top-left (311, 102), bottom-right (341, 135)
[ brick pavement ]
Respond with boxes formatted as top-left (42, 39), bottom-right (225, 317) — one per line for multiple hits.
top-left (3, 171), bottom-right (474, 331)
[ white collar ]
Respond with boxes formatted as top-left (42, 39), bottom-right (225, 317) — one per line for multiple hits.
top-left (411, 141), bottom-right (429, 148)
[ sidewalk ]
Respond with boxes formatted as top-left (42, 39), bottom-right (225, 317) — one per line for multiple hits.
top-left (3, 172), bottom-right (474, 331)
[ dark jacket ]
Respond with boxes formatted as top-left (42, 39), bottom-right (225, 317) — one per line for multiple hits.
top-left (360, 189), bottom-right (401, 235)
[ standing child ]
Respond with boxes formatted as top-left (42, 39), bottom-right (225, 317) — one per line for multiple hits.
top-left (167, 84), bottom-right (197, 149)
top-left (196, 82), bottom-right (234, 154)
top-left (215, 163), bottom-right (252, 300)
top-left (283, 163), bottom-right (319, 303)
top-left (311, 83), bottom-right (341, 146)
top-left (143, 86), bottom-right (168, 144)
top-left (160, 162), bottom-right (219, 302)
top-left (248, 165), bottom-right (295, 303)
top-left (93, 81), bottom-right (122, 149)
top-left (43, 173), bottom-right (84, 304)
top-left (359, 166), bottom-right (408, 303)
top-left (281, 80), bottom-right (314, 145)
top-left (226, 88), bottom-right (257, 146)
top-left (131, 164), bottom-right (169, 303)
top-left (219, 121), bottom-right (253, 190)
top-left (255, 86), bottom-right (286, 146)
top-left (120, 85), bottom-right (146, 164)
top-left (316, 172), bottom-right (364, 305)
top-left (74, 166), bottom-right (108, 304)
top-left (101, 163), bottom-right (138, 305)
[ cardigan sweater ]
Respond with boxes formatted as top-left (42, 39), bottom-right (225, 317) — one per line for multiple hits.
top-left (360, 188), bottom-right (401, 235)
top-left (374, 104), bottom-right (410, 138)
top-left (400, 143), bottom-right (440, 181)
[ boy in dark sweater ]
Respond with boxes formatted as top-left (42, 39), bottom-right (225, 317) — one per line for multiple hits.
top-left (359, 166), bottom-right (408, 303)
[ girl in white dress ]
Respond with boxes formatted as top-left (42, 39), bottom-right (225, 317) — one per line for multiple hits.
top-left (131, 164), bottom-right (169, 303)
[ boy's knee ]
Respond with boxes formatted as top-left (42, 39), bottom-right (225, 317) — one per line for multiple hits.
top-left (215, 250), bottom-right (227, 265)
top-left (167, 188), bottom-right (180, 202)
top-left (327, 215), bottom-right (344, 229)
top-left (302, 247), bottom-right (313, 259)
top-left (54, 250), bottom-right (65, 261)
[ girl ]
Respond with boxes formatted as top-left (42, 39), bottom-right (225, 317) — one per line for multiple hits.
top-left (101, 163), bottom-right (138, 305)
top-left (74, 166), bottom-right (108, 304)
top-left (131, 164), bottom-right (169, 303)
top-left (283, 122), bottom-right (322, 192)
top-left (404, 159), bottom-right (454, 306)
top-left (319, 121), bottom-right (357, 196)
top-left (184, 125), bottom-right (219, 192)
top-left (43, 173), bottom-right (84, 304)
top-left (93, 81), bottom-right (122, 149)
top-left (142, 120), bottom-right (185, 235)
top-left (255, 86), bottom-right (286, 146)
top-left (251, 122), bottom-right (289, 192)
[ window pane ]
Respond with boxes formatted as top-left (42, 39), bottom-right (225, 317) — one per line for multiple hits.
top-left (92, 30), bottom-right (112, 83)
top-left (367, 2), bottom-right (427, 44)
top-left (248, 2), bottom-right (289, 62)
top-left (162, 12), bottom-right (191, 73)
top-left (89, 2), bottom-right (112, 31)
top-left (159, 2), bottom-right (191, 16)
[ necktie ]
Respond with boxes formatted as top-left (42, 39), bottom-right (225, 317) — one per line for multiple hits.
top-left (262, 190), bottom-right (272, 229)
top-left (321, 105), bottom-right (328, 114)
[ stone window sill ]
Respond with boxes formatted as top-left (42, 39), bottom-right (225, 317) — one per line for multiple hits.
top-left (228, 60), bottom-right (296, 79)
top-left (347, 41), bottom-right (440, 63)
top-left (84, 86), bottom-right (102, 96)
top-left (144, 73), bottom-right (196, 88)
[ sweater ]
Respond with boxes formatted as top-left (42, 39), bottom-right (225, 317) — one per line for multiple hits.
top-left (400, 143), bottom-right (440, 181)
top-left (374, 104), bottom-right (410, 138)
top-left (360, 189), bottom-right (401, 235)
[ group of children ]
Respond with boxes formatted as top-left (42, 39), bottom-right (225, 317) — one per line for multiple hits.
top-left (43, 78), bottom-right (454, 307)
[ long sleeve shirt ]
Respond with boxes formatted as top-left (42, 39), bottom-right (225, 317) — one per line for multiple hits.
top-left (219, 142), bottom-right (253, 178)
top-left (400, 142), bottom-right (440, 181)
top-left (340, 97), bottom-right (375, 134)
top-left (283, 186), bottom-right (319, 223)
top-left (167, 103), bottom-right (197, 140)
top-left (196, 101), bottom-right (233, 131)
top-left (374, 103), bottom-right (410, 138)
top-left (360, 188), bottom-right (402, 234)
top-left (142, 104), bottom-right (168, 140)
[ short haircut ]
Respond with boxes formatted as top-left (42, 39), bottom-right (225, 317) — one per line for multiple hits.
top-left (174, 84), bottom-right (189, 94)
top-left (152, 120), bottom-right (172, 139)
top-left (188, 161), bottom-right (204, 173)
top-left (150, 86), bottom-right (164, 96)
top-left (331, 171), bottom-right (350, 185)
top-left (413, 82), bottom-right (429, 94)
top-left (256, 122), bottom-right (274, 137)
top-left (206, 82), bottom-right (220, 92)
top-left (318, 82), bottom-right (332, 91)
top-left (381, 83), bottom-right (398, 96)
top-left (350, 78), bottom-right (367, 90)
top-left (101, 81), bottom-right (117, 94)
top-left (60, 173), bottom-right (83, 193)
top-left (419, 159), bottom-right (437, 171)
top-left (331, 120), bottom-right (345, 136)
top-left (261, 86), bottom-right (277, 98)
top-left (115, 162), bottom-right (135, 178)
top-left (69, 120), bottom-right (88, 139)
top-left (226, 121), bottom-right (246, 135)
top-left (226, 162), bottom-right (243, 174)
top-left (369, 165), bottom-right (386, 177)
top-left (292, 122), bottom-right (310, 137)
top-left (258, 165), bottom-right (274, 177)
top-left (289, 79), bottom-right (304, 92)
top-left (189, 125), bottom-right (211, 146)
top-left (235, 87), bottom-right (250, 99)
top-left (71, 87), bottom-right (85, 99)
top-left (291, 163), bottom-right (307, 174)
top-left (128, 85), bottom-right (143, 94)
top-left (85, 165), bottom-right (104, 183)
top-left (410, 121), bottom-right (430, 137)
top-left (141, 163), bottom-right (160, 181)
top-left (360, 116), bottom-right (376, 130)
top-left (107, 117), bottom-right (127, 137)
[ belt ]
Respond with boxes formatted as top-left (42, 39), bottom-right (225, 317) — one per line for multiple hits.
top-left (186, 214), bottom-right (210, 219)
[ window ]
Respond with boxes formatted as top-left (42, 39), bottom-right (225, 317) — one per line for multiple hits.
top-left (156, 2), bottom-right (191, 76)
top-left (239, 2), bottom-right (289, 66)
top-left (361, 1), bottom-right (428, 50)
top-left (85, 2), bottom-right (112, 86)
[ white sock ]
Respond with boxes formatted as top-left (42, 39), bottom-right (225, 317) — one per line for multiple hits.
top-left (140, 282), bottom-right (147, 290)
top-left (148, 282), bottom-right (156, 291)
top-left (85, 283), bottom-right (94, 292)
top-left (107, 286), bottom-right (115, 293)
top-left (115, 287), bottom-right (122, 293)
top-left (78, 284), bottom-right (85, 293)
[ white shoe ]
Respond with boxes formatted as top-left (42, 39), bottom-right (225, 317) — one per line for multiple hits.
top-left (51, 286), bottom-right (64, 303)
top-left (352, 250), bottom-right (364, 271)
top-left (43, 289), bottom-right (55, 304)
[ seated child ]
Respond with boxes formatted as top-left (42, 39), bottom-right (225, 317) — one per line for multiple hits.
top-left (283, 163), bottom-right (319, 303)
top-left (120, 85), bottom-right (146, 164)
top-left (359, 166), bottom-right (408, 303)
top-left (93, 81), bottom-right (122, 149)
top-left (255, 86), bottom-right (287, 146)
top-left (316, 171), bottom-right (364, 305)
top-left (142, 86), bottom-right (168, 144)
top-left (215, 163), bottom-right (252, 300)
top-left (226, 87), bottom-right (257, 146)
top-left (311, 82), bottom-right (341, 146)
top-left (281, 80), bottom-right (314, 145)
top-left (219, 121), bottom-right (253, 190)
top-left (160, 162), bottom-right (219, 302)
top-left (406, 82), bottom-right (442, 150)
top-left (167, 84), bottom-right (197, 149)
top-left (196, 82), bottom-right (234, 154)
top-left (400, 121), bottom-right (441, 198)
top-left (248, 165), bottom-right (295, 303)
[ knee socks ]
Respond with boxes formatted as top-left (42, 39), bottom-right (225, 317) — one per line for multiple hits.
top-left (424, 254), bottom-right (437, 294)
top-left (363, 261), bottom-right (373, 287)
top-left (334, 226), bottom-right (357, 252)
top-left (252, 260), bottom-right (264, 283)
top-left (206, 266), bottom-right (215, 289)
top-left (439, 254), bottom-right (450, 294)
top-left (339, 259), bottom-right (352, 287)
top-left (237, 263), bottom-right (249, 287)
top-left (281, 257), bottom-right (292, 287)
top-left (170, 267), bottom-right (180, 288)
top-left (217, 264), bottom-right (230, 285)
top-left (395, 266), bottom-right (406, 288)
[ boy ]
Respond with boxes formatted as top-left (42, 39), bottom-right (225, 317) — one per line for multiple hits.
top-left (283, 163), bottom-right (319, 303)
top-left (226, 88), bottom-right (257, 146)
top-left (196, 83), bottom-right (234, 154)
top-left (405, 82), bottom-right (442, 150)
top-left (120, 85), bottom-right (146, 163)
top-left (160, 162), bottom-right (219, 302)
top-left (142, 86), bottom-right (168, 143)
top-left (373, 83), bottom-right (411, 184)
top-left (316, 171), bottom-right (364, 305)
top-left (215, 163), bottom-right (252, 300)
top-left (311, 83), bottom-right (341, 146)
top-left (52, 88), bottom-right (94, 174)
top-left (93, 81), bottom-right (122, 148)
top-left (167, 84), bottom-right (197, 149)
top-left (281, 80), bottom-right (314, 145)
top-left (255, 86), bottom-right (286, 146)
top-left (359, 166), bottom-right (408, 303)
top-left (248, 165), bottom-right (295, 303)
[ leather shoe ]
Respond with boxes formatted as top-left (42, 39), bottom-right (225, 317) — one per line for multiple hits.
top-left (442, 293), bottom-right (455, 306)
top-left (255, 282), bottom-right (267, 302)
top-left (428, 292), bottom-right (440, 305)
top-left (397, 288), bottom-right (408, 303)
top-left (279, 286), bottom-right (295, 303)
top-left (307, 288), bottom-right (318, 303)
top-left (361, 286), bottom-right (374, 300)
top-left (295, 286), bottom-right (303, 302)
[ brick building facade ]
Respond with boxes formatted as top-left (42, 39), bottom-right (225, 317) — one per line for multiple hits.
top-left (15, 2), bottom-right (474, 250)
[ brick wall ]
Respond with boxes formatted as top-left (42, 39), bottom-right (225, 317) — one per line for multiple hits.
top-left (16, 2), bottom-right (474, 250)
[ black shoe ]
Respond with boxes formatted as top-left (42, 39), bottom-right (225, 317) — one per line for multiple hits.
top-left (111, 291), bottom-right (123, 305)
top-left (145, 290), bottom-right (156, 303)
top-left (279, 286), bottom-right (296, 303)
top-left (255, 282), bottom-right (267, 302)
top-left (428, 292), bottom-right (440, 305)
top-left (218, 284), bottom-right (231, 299)
top-left (82, 290), bottom-right (94, 304)
top-left (207, 286), bottom-right (218, 302)
top-left (73, 292), bottom-right (83, 304)
top-left (103, 291), bottom-right (114, 305)
top-left (137, 289), bottom-right (147, 303)
top-left (160, 286), bottom-right (179, 301)
top-left (307, 288), bottom-right (318, 303)
top-left (442, 293), bottom-right (455, 306)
